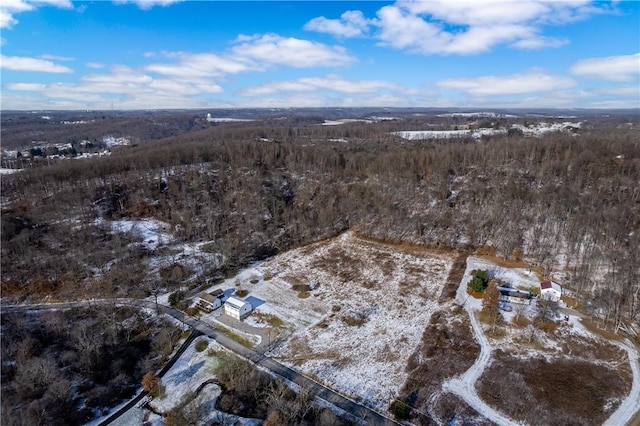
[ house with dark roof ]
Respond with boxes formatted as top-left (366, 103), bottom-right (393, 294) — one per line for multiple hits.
top-left (197, 291), bottom-right (221, 312)
top-left (498, 286), bottom-right (534, 305)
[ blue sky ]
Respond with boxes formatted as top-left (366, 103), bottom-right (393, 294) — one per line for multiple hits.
top-left (1, 0), bottom-right (638, 110)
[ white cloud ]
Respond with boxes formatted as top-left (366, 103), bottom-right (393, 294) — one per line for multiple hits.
top-left (400, 0), bottom-right (599, 26)
top-left (113, 0), bottom-right (184, 10)
top-left (0, 0), bottom-right (72, 29)
top-left (239, 74), bottom-right (407, 97)
top-left (304, 10), bottom-right (371, 37)
top-left (40, 53), bottom-right (73, 61)
top-left (146, 52), bottom-right (251, 78)
top-left (230, 92), bottom-right (414, 109)
top-left (2, 62), bottom-right (224, 110)
top-left (570, 53), bottom-right (640, 82)
top-left (511, 36), bottom-right (568, 49)
top-left (437, 71), bottom-right (576, 97)
top-left (0, 54), bottom-right (73, 73)
top-left (4, 82), bottom-right (46, 91)
top-left (231, 34), bottom-right (355, 68)
top-left (86, 62), bottom-right (105, 69)
top-left (595, 85), bottom-right (640, 97)
top-left (375, 1), bottom-right (597, 54)
top-left (308, 0), bottom-right (609, 55)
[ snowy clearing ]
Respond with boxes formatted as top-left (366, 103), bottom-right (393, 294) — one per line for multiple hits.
top-left (205, 232), bottom-right (455, 410)
top-left (392, 129), bottom-right (507, 140)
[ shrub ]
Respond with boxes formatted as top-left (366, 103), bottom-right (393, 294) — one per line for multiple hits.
top-left (168, 290), bottom-right (185, 307)
top-left (235, 289), bottom-right (249, 298)
top-left (141, 372), bottom-right (164, 397)
top-left (195, 339), bottom-right (208, 352)
top-left (468, 269), bottom-right (489, 293)
top-left (250, 279), bottom-right (259, 284)
top-left (186, 306), bottom-right (200, 316)
top-left (390, 398), bottom-right (411, 420)
top-left (292, 284), bottom-right (311, 292)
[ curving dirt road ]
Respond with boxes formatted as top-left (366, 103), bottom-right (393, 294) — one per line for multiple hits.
top-left (442, 305), bottom-right (520, 426)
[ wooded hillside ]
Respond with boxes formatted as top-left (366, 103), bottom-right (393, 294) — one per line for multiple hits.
top-left (2, 112), bottom-right (639, 332)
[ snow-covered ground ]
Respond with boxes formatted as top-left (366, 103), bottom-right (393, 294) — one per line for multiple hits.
top-left (0, 168), bottom-right (23, 174)
top-left (203, 232), bottom-right (455, 410)
top-left (152, 336), bottom-right (222, 413)
top-left (206, 114), bottom-right (255, 122)
top-left (392, 129), bottom-right (507, 140)
top-left (511, 121), bottom-right (581, 137)
top-left (104, 217), bottom-right (223, 277)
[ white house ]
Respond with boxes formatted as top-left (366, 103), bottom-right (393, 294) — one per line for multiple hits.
top-left (197, 292), bottom-right (221, 312)
top-left (540, 281), bottom-right (562, 302)
top-left (223, 296), bottom-right (252, 320)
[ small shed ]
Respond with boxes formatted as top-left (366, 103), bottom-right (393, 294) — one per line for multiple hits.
top-left (224, 296), bottom-right (252, 320)
top-left (498, 287), bottom-right (534, 305)
top-left (197, 292), bottom-right (221, 312)
top-left (540, 281), bottom-right (562, 302)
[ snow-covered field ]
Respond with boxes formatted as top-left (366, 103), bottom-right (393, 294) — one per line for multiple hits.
top-left (392, 129), bottom-right (507, 140)
top-left (205, 232), bottom-right (455, 410)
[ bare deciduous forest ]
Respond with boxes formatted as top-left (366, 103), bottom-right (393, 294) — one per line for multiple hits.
top-left (1, 109), bottom-right (639, 424)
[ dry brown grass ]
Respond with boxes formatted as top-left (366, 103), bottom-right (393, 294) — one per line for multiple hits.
top-left (558, 334), bottom-right (630, 374)
top-left (341, 313), bottom-right (367, 327)
top-left (580, 318), bottom-right (625, 342)
top-left (352, 231), bottom-right (457, 256)
top-left (466, 287), bottom-right (484, 299)
top-left (536, 318), bottom-right (558, 332)
top-left (252, 312), bottom-right (284, 328)
top-left (439, 253), bottom-right (468, 302)
top-left (374, 344), bottom-right (401, 363)
top-left (512, 315), bottom-right (531, 327)
top-left (477, 350), bottom-right (631, 426)
top-left (431, 393), bottom-right (494, 426)
top-left (398, 306), bottom-right (480, 420)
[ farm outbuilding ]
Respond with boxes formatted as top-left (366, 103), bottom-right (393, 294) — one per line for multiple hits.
top-left (540, 281), bottom-right (562, 302)
top-left (223, 296), bottom-right (252, 320)
top-left (498, 287), bottom-right (534, 305)
top-left (197, 292), bottom-right (221, 312)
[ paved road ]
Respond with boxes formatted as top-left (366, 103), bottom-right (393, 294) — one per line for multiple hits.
top-left (2, 299), bottom-right (400, 426)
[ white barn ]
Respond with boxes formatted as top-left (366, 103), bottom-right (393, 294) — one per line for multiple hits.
top-left (224, 296), bottom-right (252, 320)
top-left (540, 281), bottom-right (562, 302)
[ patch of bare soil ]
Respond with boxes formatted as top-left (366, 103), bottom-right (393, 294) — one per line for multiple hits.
top-left (477, 350), bottom-right (631, 426)
top-left (398, 305), bottom-right (481, 424)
